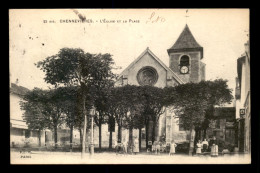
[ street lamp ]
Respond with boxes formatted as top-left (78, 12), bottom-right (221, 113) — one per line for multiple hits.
top-left (88, 105), bottom-right (95, 157)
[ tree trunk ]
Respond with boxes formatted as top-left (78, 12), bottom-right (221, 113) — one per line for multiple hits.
top-left (70, 124), bottom-right (73, 151)
top-left (82, 93), bottom-right (87, 157)
top-left (199, 129), bottom-right (202, 141)
top-left (194, 128), bottom-right (199, 144)
top-left (79, 128), bottom-right (82, 145)
top-left (145, 122), bottom-right (149, 149)
top-left (118, 125), bottom-right (122, 143)
top-left (99, 123), bottom-right (102, 150)
top-left (108, 117), bottom-right (114, 149)
top-left (109, 128), bottom-right (113, 149)
top-left (189, 125), bottom-right (196, 156)
top-left (54, 125), bottom-right (58, 149)
top-left (129, 127), bottom-right (133, 147)
top-left (152, 120), bottom-right (156, 144)
top-left (139, 127), bottom-right (142, 150)
top-left (82, 114), bottom-right (88, 155)
top-left (203, 128), bottom-right (207, 140)
top-left (38, 130), bottom-right (41, 147)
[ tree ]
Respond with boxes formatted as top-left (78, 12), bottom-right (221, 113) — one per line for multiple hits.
top-left (200, 80), bottom-right (234, 140)
top-left (20, 88), bottom-right (48, 147)
top-left (122, 85), bottom-right (145, 147)
top-left (92, 61), bottom-right (115, 149)
top-left (133, 106), bottom-right (146, 150)
top-left (21, 87), bottom-right (67, 149)
top-left (106, 85), bottom-right (165, 149)
top-left (36, 48), bottom-right (115, 155)
top-left (164, 79), bottom-right (233, 155)
top-left (141, 86), bottom-right (166, 145)
top-left (111, 87), bottom-right (129, 143)
top-left (103, 87), bottom-right (116, 149)
top-left (58, 86), bottom-right (79, 151)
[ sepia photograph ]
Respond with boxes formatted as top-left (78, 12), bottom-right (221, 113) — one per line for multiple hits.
top-left (9, 9), bottom-right (250, 164)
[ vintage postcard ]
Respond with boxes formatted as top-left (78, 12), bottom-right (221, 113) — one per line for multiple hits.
top-left (9, 9), bottom-right (250, 164)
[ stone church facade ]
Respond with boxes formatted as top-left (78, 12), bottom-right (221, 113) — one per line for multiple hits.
top-left (89, 24), bottom-right (205, 147)
top-left (113, 24), bottom-right (206, 144)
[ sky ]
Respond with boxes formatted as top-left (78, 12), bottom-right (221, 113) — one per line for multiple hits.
top-left (9, 9), bottom-right (249, 100)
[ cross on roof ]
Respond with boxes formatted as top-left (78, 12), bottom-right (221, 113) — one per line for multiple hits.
top-left (185, 9), bottom-right (189, 24)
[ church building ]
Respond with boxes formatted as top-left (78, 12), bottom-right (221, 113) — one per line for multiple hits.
top-left (114, 24), bottom-right (206, 144)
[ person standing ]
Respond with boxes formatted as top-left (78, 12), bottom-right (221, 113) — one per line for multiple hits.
top-left (123, 139), bottom-right (128, 154)
top-left (155, 141), bottom-right (161, 155)
top-left (151, 142), bottom-right (156, 153)
top-left (169, 140), bottom-right (177, 156)
top-left (114, 140), bottom-right (118, 149)
top-left (133, 137), bottom-right (139, 155)
top-left (210, 136), bottom-right (218, 157)
top-left (211, 144), bottom-right (218, 157)
top-left (202, 138), bottom-right (209, 152)
top-left (114, 139), bottom-right (119, 154)
top-left (196, 140), bottom-right (202, 155)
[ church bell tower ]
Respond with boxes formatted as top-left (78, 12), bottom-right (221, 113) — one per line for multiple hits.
top-left (167, 24), bottom-right (205, 83)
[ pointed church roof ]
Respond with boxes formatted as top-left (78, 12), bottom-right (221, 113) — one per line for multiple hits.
top-left (167, 24), bottom-right (203, 59)
top-left (118, 47), bottom-right (184, 84)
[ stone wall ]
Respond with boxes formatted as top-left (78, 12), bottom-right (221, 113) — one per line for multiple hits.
top-left (200, 62), bottom-right (206, 81)
top-left (119, 52), bottom-right (167, 88)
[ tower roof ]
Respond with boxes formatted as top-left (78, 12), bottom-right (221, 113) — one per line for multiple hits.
top-left (167, 24), bottom-right (203, 58)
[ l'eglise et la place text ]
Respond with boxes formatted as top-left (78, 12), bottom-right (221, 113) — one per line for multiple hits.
top-left (99, 19), bottom-right (140, 23)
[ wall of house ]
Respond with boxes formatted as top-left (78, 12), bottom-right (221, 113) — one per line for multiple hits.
top-left (10, 94), bottom-right (25, 121)
top-left (10, 127), bottom-right (46, 147)
top-left (10, 93), bottom-right (46, 147)
top-left (90, 124), bottom-right (144, 148)
top-left (236, 51), bottom-right (250, 152)
top-left (244, 48), bottom-right (250, 153)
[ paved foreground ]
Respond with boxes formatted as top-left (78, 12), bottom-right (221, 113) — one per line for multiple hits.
top-left (10, 151), bottom-right (251, 164)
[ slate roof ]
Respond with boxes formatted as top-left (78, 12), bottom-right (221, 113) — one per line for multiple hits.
top-left (213, 107), bottom-right (236, 120)
top-left (10, 83), bottom-right (30, 96)
top-left (167, 24), bottom-right (203, 58)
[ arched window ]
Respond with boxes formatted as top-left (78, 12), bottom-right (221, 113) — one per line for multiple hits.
top-left (180, 55), bottom-right (190, 66)
top-left (179, 55), bottom-right (190, 74)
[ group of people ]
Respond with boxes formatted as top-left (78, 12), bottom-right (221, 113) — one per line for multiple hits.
top-left (115, 137), bottom-right (179, 156)
top-left (114, 136), bottom-right (139, 155)
top-left (150, 140), bottom-right (177, 156)
top-left (115, 136), bottom-right (219, 157)
top-left (151, 141), bottom-right (164, 154)
top-left (195, 136), bottom-right (219, 157)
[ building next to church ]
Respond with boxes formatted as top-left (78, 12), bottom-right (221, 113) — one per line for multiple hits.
top-left (10, 82), bottom-right (81, 148)
top-left (206, 107), bottom-right (236, 149)
top-left (235, 40), bottom-right (250, 153)
top-left (10, 82), bottom-right (46, 147)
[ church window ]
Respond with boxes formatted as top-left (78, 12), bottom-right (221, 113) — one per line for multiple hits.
top-left (137, 66), bottom-right (158, 86)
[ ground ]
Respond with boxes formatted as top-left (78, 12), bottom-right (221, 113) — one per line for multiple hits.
top-left (10, 151), bottom-right (251, 164)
